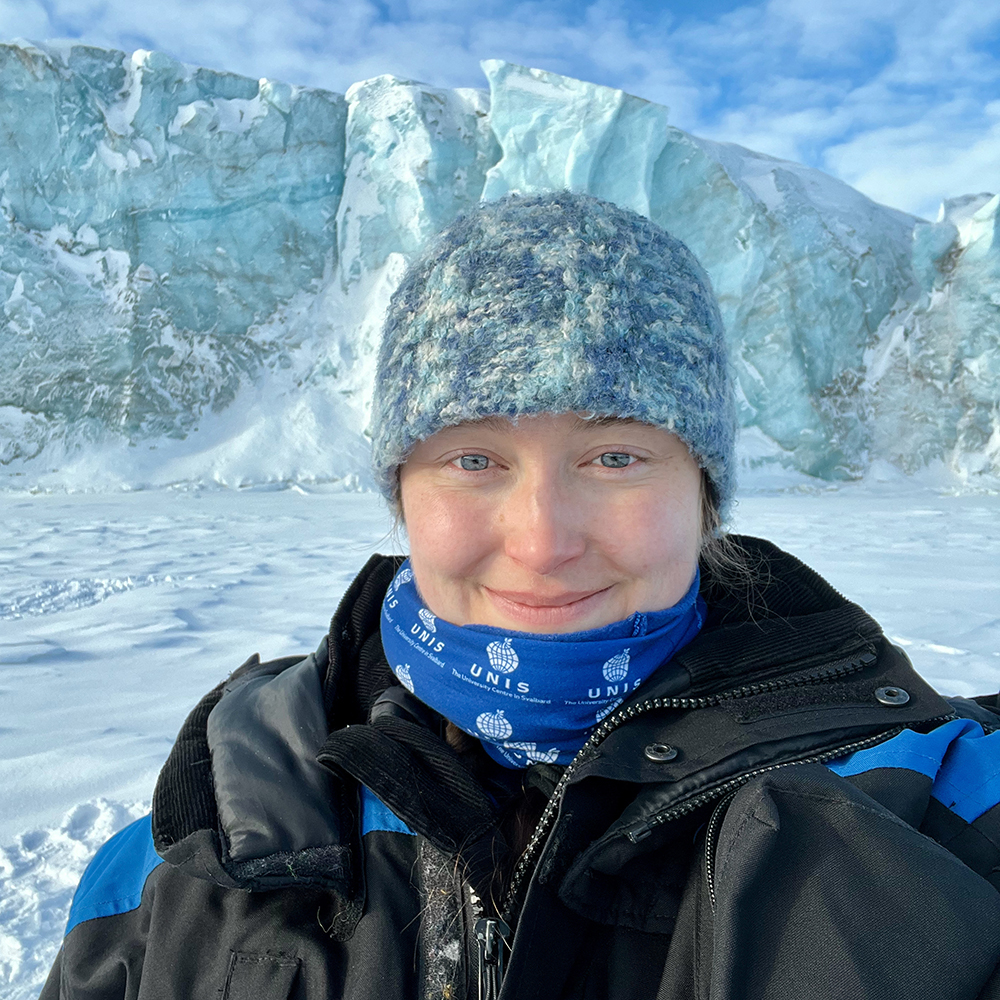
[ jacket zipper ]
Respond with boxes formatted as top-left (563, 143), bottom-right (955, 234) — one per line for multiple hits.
top-left (466, 882), bottom-right (511, 1000)
top-left (701, 726), bottom-right (914, 913)
top-left (703, 789), bottom-right (738, 915)
top-left (490, 651), bottom-right (947, 996)
top-left (475, 916), bottom-right (511, 1000)
top-left (501, 654), bottom-right (876, 928)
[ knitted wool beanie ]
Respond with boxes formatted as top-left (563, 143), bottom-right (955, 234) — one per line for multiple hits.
top-left (370, 191), bottom-right (737, 515)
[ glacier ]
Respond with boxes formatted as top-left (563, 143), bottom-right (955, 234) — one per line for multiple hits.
top-left (0, 41), bottom-right (997, 491)
top-left (867, 193), bottom-right (1000, 479)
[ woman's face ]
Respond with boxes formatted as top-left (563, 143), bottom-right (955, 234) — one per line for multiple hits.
top-left (399, 413), bottom-right (703, 633)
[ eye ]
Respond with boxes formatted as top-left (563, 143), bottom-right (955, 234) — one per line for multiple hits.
top-left (597, 452), bottom-right (634, 468)
top-left (456, 454), bottom-right (490, 471)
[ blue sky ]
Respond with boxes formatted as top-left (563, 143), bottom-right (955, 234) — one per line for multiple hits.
top-left (3, 0), bottom-right (999, 219)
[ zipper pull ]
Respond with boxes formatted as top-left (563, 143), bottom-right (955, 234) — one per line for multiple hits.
top-left (625, 820), bottom-right (653, 843)
top-left (475, 916), bottom-right (511, 1000)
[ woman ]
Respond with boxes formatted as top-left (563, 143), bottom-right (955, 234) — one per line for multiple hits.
top-left (44, 193), bottom-right (1000, 1000)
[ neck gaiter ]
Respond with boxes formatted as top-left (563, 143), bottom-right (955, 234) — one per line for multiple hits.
top-left (379, 560), bottom-right (705, 768)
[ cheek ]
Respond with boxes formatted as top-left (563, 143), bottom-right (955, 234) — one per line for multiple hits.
top-left (593, 484), bottom-right (701, 576)
top-left (600, 491), bottom-right (701, 563)
top-left (401, 483), bottom-right (496, 582)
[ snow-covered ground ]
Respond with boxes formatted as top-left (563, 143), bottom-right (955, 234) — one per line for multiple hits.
top-left (2, 482), bottom-right (999, 998)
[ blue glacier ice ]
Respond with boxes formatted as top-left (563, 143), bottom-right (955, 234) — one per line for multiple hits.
top-left (0, 41), bottom-right (349, 480)
top-left (866, 193), bottom-right (1000, 478)
top-left (0, 42), bottom-right (997, 491)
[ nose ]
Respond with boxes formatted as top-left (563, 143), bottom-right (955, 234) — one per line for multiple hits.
top-left (500, 467), bottom-right (586, 576)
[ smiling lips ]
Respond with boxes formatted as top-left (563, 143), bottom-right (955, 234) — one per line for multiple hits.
top-left (483, 585), bottom-right (614, 627)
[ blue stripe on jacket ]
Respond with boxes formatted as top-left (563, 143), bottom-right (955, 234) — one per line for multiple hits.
top-left (360, 785), bottom-right (416, 836)
top-left (827, 717), bottom-right (1000, 823)
top-left (66, 814), bottom-right (164, 936)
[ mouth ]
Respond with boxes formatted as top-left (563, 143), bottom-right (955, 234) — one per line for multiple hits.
top-left (482, 585), bottom-right (614, 628)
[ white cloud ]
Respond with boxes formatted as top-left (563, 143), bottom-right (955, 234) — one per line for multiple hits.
top-left (0, 0), bottom-right (52, 41)
top-left (825, 117), bottom-right (1000, 221)
top-left (656, 0), bottom-right (1000, 213)
top-left (0, 0), bottom-right (998, 215)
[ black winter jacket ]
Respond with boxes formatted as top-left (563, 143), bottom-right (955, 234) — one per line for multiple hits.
top-left (43, 536), bottom-right (1000, 1000)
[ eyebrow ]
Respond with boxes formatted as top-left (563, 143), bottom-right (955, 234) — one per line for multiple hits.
top-left (466, 415), bottom-right (639, 434)
top-left (479, 416), bottom-right (516, 434)
top-left (571, 414), bottom-right (637, 430)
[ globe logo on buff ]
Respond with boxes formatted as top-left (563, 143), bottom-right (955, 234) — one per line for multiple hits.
top-left (602, 649), bottom-right (630, 682)
top-left (506, 741), bottom-right (560, 764)
top-left (486, 637), bottom-right (518, 674)
top-left (476, 709), bottom-right (513, 741)
top-left (395, 663), bottom-right (414, 693)
top-left (596, 698), bottom-right (623, 723)
top-left (418, 608), bottom-right (437, 632)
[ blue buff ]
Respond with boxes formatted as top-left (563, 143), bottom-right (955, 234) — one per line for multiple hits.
top-left (380, 560), bottom-right (705, 768)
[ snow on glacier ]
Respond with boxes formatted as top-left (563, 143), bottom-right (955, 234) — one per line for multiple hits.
top-left (1, 42), bottom-right (998, 491)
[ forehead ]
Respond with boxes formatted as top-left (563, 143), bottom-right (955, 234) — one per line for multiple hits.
top-left (403, 415), bottom-right (699, 470)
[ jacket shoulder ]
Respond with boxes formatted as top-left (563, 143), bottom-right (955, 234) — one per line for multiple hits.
top-left (67, 814), bottom-right (163, 935)
top-left (41, 817), bottom-right (163, 1000)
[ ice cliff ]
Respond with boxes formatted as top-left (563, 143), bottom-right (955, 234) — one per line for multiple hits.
top-left (0, 42), bottom-right (997, 491)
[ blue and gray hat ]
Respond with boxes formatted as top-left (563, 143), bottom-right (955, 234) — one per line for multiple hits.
top-left (370, 191), bottom-right (736, 515)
